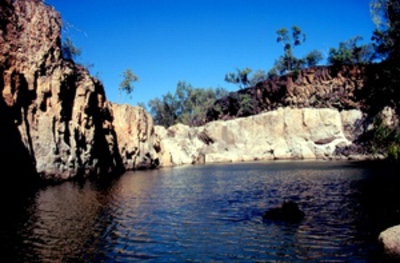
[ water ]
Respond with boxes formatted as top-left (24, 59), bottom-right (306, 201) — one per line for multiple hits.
top-left (1, 161), bottom-right (400, 262)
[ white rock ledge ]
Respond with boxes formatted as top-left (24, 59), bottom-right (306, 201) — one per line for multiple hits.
top-left (155, 107), bottom-right (367, 167)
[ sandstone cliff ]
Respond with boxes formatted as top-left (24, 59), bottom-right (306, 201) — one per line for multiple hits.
top-left (0, 0), bottom-right (385, 182)
top-left (156, 107), bottom-right (375, 166)
top-left (0, 0), bottom-right (160, 181)
top-left (111, 104), bottom-right (160, 170)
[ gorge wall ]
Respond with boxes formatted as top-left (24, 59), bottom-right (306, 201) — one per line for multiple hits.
top-left (155, 107), bottom-right (375, 167)
top-left (0, 0), bottom-right (160, 181)
top-left (0, 0), bottom-right (384, 182)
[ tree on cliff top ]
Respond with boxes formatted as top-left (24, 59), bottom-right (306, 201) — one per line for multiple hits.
top-left (225, 68), bottom-right (269, 89)
top-left (327, 36), bottom-right (374, 65)
top-left (119, 69), bottom-right (139, 99)
top-left (275, 25), bottom-right (306, 73)
top-left (268, 25), bottom-right (323, 77)
top-left (61, 37), bottom-right (81, 61)
top-left (305, 50), bottom-right (324, 67)
top-left (147, 82), bottom-right (228, 127)
top-left (224, 68), bottom-right (252, 89)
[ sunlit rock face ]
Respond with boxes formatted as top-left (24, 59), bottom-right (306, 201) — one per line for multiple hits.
top-left (0, 0), bottom-right (380, 181)
top-left (156, 107), bottom-right (373, 166)
top-left (379, 225), bottom-right (400, 258)
top-left (111, 104), bottom-right (160, 170)
top-left (0, 0), bottom-right (160, 181)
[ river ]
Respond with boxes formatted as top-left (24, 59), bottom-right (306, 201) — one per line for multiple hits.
top-left (1, 161), bottom-right (399, 262)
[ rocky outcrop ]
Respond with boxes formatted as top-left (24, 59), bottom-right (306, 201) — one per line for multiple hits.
top-left (379, 225), bottom-right (400, 258)
top-left (262, 201), bottom-right (305, 223)
top-left (155, 107), bottom-right (375, 166)
top-left (207, 65), bottom-right (366, 122)
top-left (0, 0), bottom-right (385, 182)
top-left (0, 0), bottom-right (160, 181)
top-left (111, 104), bottom-right (160, 170)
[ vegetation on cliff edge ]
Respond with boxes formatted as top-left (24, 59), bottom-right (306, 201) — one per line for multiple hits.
top-left (139, 0), bottom-right (400, 159)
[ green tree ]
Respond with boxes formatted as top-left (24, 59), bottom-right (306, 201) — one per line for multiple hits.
top-left (119, 69), bottom-right (139, 97)
top-left (148, 92), bottom-right (178, 127)
top-left (249, 70), bottom-right (268, 86)
top-left (175, 82), bottom-right (223, 126)
top-left (238, 93), bottom-right (253, 116)
top-left (305, 50), bottom-right (323, 67)
top-left (364, 0), bottom-right (400, 160)
top-left (224, 68), bottom-right (252, 89)
top-left (267, 67), bottom-right (280, 79)
top-left (62, 37), bottom-right (81, 60)
top-left (365, 0), bottom-right (400, 112)
top-left (137, 102), bottom-right (147, 110)
top-left (215, 86), bottom-right (229, 100)
top-left (328, 36), bottom-right (374, 65)
top-left (370, 0), bottom-right (400, 60)
top-left (275, 25), bottom-right (306, 74)
top-left (147, 82), bottom-right (228, 127)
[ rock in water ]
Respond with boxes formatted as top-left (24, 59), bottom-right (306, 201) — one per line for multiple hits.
top-left (379, 225), bottom-right (400, 258)
top-left (262, 201), bottom-right (305, 223)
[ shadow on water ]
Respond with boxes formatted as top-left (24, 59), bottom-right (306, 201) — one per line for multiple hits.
top-left (0, 177), bottom-right (124, 262)
top-left (0, 68), bottom-right (42, 261)
top-left (349, 162), bottom-right (400, 261)
top-left (0, 180), bottom-right (41, 263)
top-left (1, 161), bottom-right (400, 262)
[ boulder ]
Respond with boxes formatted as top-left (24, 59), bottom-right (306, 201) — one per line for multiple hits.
top-left (262, 201), bottom-right (305, 223)
top-left (379, 225), bottom-right (400, 257)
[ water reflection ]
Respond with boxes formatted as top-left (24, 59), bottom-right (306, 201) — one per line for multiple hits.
top-left (1, 161), bottom-right (400, 262)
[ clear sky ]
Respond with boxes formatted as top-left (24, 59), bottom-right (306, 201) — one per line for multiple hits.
top-left (45, 0), bottom-right (376, 106)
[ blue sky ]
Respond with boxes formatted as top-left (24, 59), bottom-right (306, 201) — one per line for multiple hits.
top-left (46, 0), bottom-right (376, 106)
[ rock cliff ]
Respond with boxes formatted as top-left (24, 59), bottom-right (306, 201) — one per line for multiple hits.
top-left (156, 107), bottom-right (374, 166)
top-left (207, 65), bottom-right (366, 122)
top-left (0, 0), bottom-right (383, 182)
top-left (111, 104), bottom-right (160, 170)
top-left (0, 0), bottom-right (160, 181)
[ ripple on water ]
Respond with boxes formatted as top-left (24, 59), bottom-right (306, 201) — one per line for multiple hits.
top-left (2, 161), bottom-right (399, 262)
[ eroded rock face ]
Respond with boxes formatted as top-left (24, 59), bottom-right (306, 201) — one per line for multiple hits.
top-left (0, 0), bottom-right (160, 181)
top-left (156, 107), bottom-right (372, 166)
top-left (0, 0), bottom-right (381, 181)
top-left (111, 104), bottom-right (160, 170)
top-left (207, 65), bottom-right (366, 122)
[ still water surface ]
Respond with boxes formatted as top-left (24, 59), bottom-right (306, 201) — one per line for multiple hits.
top-left (2, 161), bottom-right (400, 262)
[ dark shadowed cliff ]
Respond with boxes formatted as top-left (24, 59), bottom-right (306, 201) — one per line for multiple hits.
top-left (0, 0), bottom-right (160, 181)
top-left (206, 65), bottom-right (367, 122)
